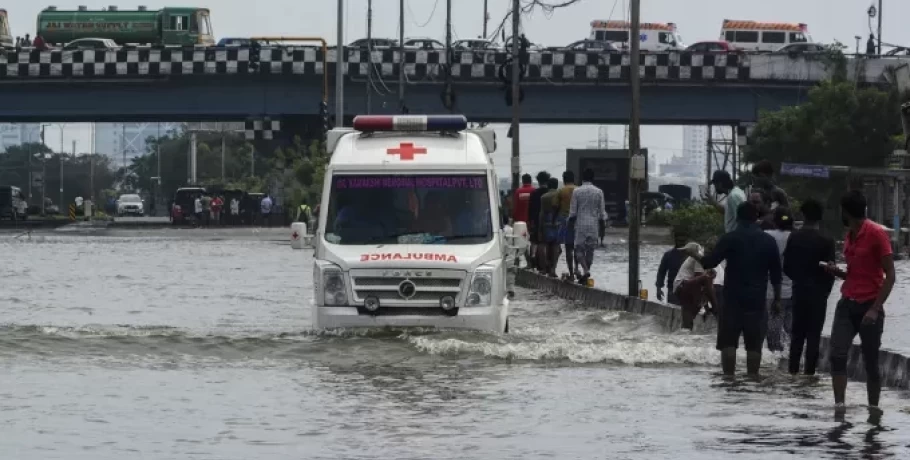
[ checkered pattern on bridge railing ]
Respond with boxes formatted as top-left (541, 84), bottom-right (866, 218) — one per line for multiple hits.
top-left (0, 47), bottom-right (752, 82)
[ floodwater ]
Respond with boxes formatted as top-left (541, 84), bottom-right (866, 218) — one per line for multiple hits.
top-left (584, 239), bottom-right (910, 354)
top-left (2, 229), bottom-right (910, 459)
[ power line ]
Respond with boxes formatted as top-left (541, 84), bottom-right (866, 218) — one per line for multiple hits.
top-left (406, 0), bottom-right (440, 28)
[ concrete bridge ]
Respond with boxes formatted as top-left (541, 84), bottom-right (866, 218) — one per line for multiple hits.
top-left (0, 46), bottom-right (904, 139)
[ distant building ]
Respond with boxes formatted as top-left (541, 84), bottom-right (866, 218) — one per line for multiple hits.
top-left (94, 122), bottom-right (184, 167)
top-left (0, 124), bottom-right (41, 153)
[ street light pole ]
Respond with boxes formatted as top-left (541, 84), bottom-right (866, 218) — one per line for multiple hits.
top-left (877, 0), bottom-right (883, 55)
top-left (335, 0), bottom-right (345, 127)
top-left (509, 0), bottom-right (520, 191)
top-left (628, 0), bottom-right (643, 297)
top-left (398, 0), bottom-right (406, 113)
top-left (366, 0), bottom-right (373, 114)
top-left (482, 0), bottom-right (489, 38)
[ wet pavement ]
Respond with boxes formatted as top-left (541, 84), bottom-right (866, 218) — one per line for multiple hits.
top-left (2, 229), bottom-right (909, 459)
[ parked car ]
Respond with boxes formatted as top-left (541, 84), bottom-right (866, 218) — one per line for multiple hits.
top-left (404, 38), bottom-right (445, 50)
top-left (170, 187), bottom-right (206, 225)
top-left (686, 41), bottom-right (738, 53)
top-left (452, 38), bottom-right (499, 51)
top-left (774, 43), bottom-right (827, 54)
top-left (217, 37), bottom-right (260, 47)
top-left (117, 194), bottom-right (145, 216)
top-left (0, 185), bottom-right (27, 220)
top-left (347, 38), bottom-right (399, 50)
top-left (504, 35), bottom-right (543, 52)
top-left (63, 37), bottom-right (120, 50)
top-left (557, 39), bottom-right (619, 52)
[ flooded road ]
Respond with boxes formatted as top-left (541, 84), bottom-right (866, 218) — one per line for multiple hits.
top-left (2, 230), bottom-right (910, 459)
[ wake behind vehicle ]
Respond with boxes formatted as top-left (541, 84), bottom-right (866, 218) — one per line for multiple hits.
top-left (37, 5), bottom-right (214, 46)
top-left (313, 115), bottom-right (527, 333)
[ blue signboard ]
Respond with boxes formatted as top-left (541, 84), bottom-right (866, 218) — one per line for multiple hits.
top-left (780, 162), bottom-right (830, 179)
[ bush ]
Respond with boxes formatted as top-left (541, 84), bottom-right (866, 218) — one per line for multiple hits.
top-left (668, 204), bottom-right (724, 245)
top-left (645, 209), bottom-right (674, 227)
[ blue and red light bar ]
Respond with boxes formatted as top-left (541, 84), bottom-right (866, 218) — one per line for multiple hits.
top-left (353, 115), bottom-right (467, 132)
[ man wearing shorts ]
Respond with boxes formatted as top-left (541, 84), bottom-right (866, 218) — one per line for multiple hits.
top-left (569, 168), bottom-right (607, 285)
top-left (556, 171), bottom-right (578, 279)
top-left (687, 202), bottom-right (782, 376)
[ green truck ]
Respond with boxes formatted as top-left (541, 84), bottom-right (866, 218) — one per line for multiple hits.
top-left (0, 9), bottom-right (12, 47)
top-left (36, 6), bottom-right (214, 46)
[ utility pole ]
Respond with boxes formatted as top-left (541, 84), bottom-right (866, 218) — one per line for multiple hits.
top-left (877, 0), bottom-right (883, 55)
top-left (221, 129), bottom-right (226, 183)
top-left (40, 125), bottom-right (46, 215)
top-left (398, 0), bottom-right (406, 113)
top-left (121, 124), bottom-right (126, 170)
top-left (509, 0), bottom-right (520, 190)
top-left (335, 0), bottom-right (345, 127)
top-left (628, 0), bottom-right (643, 298)
top-left (482, 0), bottom-right (489, 38)
top-left (189, 131), bottom-right (197, 185)
top-left (366, 0), bottom-right (373, 114)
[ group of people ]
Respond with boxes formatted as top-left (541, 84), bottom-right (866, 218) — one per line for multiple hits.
top-left (511, 169), bottom-right (608, 285)
top-left (12, 34), bottom-right (47, 50)
top-left (656, 161), bottom-right (896, 413)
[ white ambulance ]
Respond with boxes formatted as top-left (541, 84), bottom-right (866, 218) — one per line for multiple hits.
top-left (720, 20), bottom-right (811, 52)
top-left (589, 20), bottom-right (685, 51)
top-left (313, 115), bottom-right (527, 333)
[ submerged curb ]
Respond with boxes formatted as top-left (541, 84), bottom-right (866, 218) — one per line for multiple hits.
top-left (517, 270), bottom-right (910, 390)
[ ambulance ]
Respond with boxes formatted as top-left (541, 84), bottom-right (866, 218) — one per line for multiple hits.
top-left (312, 115), bottom-right (528, 333)
top-left (589, 20), bottom-right (685, 51)
top-left (720, 20), bottom-right (811, 52)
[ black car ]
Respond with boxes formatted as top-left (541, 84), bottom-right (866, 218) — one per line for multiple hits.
top-left (559, 39), bottom-right (619, 53)
top-left (347, 38), bottom-right (399, 50)
top-left (170, 187), bottom-right (206, 225)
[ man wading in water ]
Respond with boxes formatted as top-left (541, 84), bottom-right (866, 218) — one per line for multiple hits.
top-left (825, 191), bottom-right (895, 415)
top-left (569, 168), bottom-right (607, 285)
top-left (687, 202), bottom-right (782, 376)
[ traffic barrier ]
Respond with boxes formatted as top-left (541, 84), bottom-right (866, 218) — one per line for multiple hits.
top-left (68, 204), bottom-right (76, 221)
top-left (517, 269), bottom-right (910, 389)
top-left (290, 222), bottom-right (306, 250)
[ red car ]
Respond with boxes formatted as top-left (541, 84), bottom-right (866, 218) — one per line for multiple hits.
top-left (686, 41), bottom-right (739, 53)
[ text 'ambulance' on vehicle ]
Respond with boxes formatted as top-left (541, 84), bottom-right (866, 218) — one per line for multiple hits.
top-left (312, 115), bottom-right (529, 333)
top-left (719, 20), bottom-right (811, 52)
top-left (589, 20), bottom-right (685, 51)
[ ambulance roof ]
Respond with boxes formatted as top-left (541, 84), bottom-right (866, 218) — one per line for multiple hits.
top-left (721, 20), bottom-right (806, 32)
top-left (590, 20), bottom-right (675, 31)
top-left (329, 132), bottom-right (493, 170)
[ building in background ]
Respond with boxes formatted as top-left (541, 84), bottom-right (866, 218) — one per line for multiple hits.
top-left (94, 123), bottom-right (184, 167)
top-left (0, 124), bottom-right (41, 152)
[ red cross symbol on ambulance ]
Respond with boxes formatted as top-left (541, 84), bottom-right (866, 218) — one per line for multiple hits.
top-left (387, 143), bottom-right (427, 161)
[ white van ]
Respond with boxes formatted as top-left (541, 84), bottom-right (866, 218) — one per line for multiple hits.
top-left (589, 20), bottom-right (684, 51)
top-left (312, 115), bottom-right (528, 333)
top-left (720, 20), bottom-right (811, 52)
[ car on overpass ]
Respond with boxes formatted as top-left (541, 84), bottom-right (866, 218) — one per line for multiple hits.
top-left (686, 41), bottom-right (738, 53)
top-left (773, 42), bottom-right (828, 54)
top-left (63, 38), bottom-right (120, 50)
top-left (452, 38), bottom-right (499, 51)
top-left (217, 37), bottom-right (260, 47)
top-left (554, 39), bottom-right (619, 53)
top-left (348, 38), bottom-right (398, 50)
top-left (404, 38), bottom-right (445, 51)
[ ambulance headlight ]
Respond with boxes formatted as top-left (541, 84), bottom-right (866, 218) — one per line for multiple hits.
top-left (467, 267), bottom-right (494, 307)
top-left (323, 267), bottom-right (347, 306)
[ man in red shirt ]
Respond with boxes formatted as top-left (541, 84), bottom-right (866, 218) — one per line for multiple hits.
top-left (825, 190), bottom-right (895, 414)
top-left (512, 174), bottom-right (535, 267)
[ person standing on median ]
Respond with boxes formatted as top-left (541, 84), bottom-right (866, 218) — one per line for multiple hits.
top-left (569, 168), bottom-right (607, 286)
top-left (556, 171), bottom-right (578, 280)
top-left (686, 202), bottom-right (782, 376)
top-left (783, 198), bottom-right (836, 376)
top-left (824, 191), bottom-right (895, 414)
top-left (527, 171), bottom-right (551, 273)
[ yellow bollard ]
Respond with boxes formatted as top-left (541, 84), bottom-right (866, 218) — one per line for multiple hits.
top-left (68, 204), bottom-right (76, 221)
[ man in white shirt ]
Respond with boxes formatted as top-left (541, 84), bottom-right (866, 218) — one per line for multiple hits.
top-left (230, 197), bottom-right (240, 225)
top-left (193, 196), bottom-right (203, 227)
top-left (260, 195), bottom-right (273, 227)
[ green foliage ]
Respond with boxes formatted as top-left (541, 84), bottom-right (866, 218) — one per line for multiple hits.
top-left (668, 205), bottom-right (724, 245)
top-left (644, 209), bottom-right (673, 227)
top-left (0, 142), bottom-right (117, 207)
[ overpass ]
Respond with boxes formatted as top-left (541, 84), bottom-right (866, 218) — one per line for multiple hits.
top-left (0, 46), bottom-right (904, 140)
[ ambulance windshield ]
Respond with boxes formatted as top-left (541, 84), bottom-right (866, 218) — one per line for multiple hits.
top-left (324, 174), bottom-right (494, 245)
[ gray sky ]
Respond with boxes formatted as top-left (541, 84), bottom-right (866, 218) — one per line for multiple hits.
top-left (10, 0), bottom-right (909, 179)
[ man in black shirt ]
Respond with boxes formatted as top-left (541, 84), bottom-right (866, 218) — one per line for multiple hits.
top-left (687, 202), bottom-right (782, 376)
top-left (527, 171), bottom-right (550, 272)
top-left (783, 198), bottom-right (836, 375)
top-left (656, 231), bottom-right (688, 305)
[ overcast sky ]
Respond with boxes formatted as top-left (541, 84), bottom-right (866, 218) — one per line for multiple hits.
top-left (10, 0), bottom-right (910, 179)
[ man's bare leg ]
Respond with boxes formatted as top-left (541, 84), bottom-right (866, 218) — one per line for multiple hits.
top-left (721, 348), bottom-right (737, 376)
